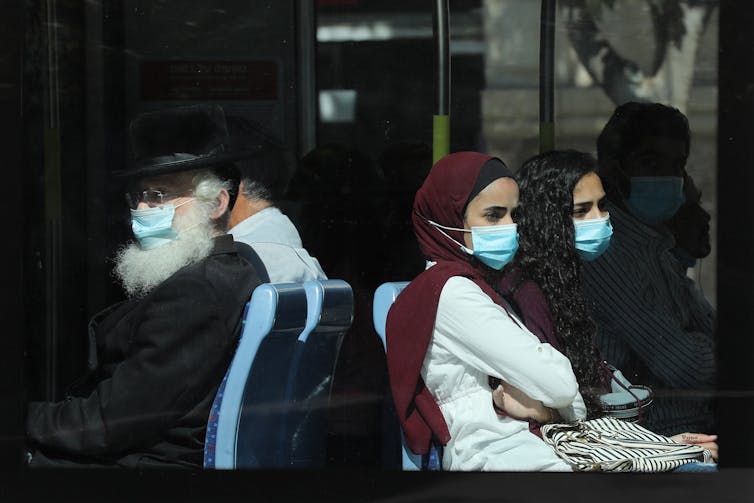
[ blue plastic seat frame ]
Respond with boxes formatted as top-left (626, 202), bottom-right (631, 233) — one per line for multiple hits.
top-left (373, 281), bottom-right (443, 471)
top-left (278, 279), bottom-right (353, 468)
top-left (204, 282), bottom-right (315, 469)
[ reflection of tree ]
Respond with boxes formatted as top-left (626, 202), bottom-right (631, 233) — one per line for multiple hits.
top-left (562, 0), bottom-right (717, 112)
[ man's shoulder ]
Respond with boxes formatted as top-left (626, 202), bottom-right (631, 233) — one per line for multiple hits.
top-left (163, 245), bottom-right (258, 299)
top-left (230, 207), bottom-right (303, 248)
top-left (248, 242), bottom-right (327, 282)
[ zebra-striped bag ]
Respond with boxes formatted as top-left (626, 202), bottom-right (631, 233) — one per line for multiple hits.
top-left (540, 417), bottom-right (713, 472)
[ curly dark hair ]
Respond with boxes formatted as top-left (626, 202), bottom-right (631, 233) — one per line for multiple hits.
top-left (513, 149), bottom-right (605, 418)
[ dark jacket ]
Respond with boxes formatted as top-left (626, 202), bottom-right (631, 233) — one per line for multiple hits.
top-left (26, 235), bottom-right (260, 468)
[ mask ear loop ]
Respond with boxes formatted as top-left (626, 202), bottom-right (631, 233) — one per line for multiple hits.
top-left (172, 198), bottom-right (211, 236)
top-left (171, 197), bottom-right (195, 210)
top-left (130, 196), bottom-right (195, 214)
top-left (414, 209), bottom-right (469, 233)
top-left (414, 210), bottom-right (472, 253)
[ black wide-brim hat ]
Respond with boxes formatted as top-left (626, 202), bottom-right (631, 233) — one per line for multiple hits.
top-left (114, 104), bottom-right (262, 179)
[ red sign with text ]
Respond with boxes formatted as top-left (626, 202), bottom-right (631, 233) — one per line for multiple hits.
top-left (140, 60), bottom-right (278, 101)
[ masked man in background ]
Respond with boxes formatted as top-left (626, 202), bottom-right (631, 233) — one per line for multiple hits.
top-left (224, 116), bottom-right (326, 283)
top-left (581, 102), bottom-right (716, 436)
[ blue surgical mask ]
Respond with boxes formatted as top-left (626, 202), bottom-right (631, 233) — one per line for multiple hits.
top-left (130, 199), bottom-right (192, 250)
top-left (465, 224), bottom-right (519, 270)
top-left (626, 176), bottom-right (685, 225)
top-left (574, 214), bottom-right (613, 261)
top-left (428, 219), bottom-right (519, 270)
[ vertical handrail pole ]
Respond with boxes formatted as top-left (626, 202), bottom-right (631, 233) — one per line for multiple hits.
top-left (43, 0), bottom-right (62, 400)
top-left (539, 0), bottom-right (556, 152)
top-left (432, 0), bottom-right (450, 163)
top-left (297, 0), bottom-right (317, 158)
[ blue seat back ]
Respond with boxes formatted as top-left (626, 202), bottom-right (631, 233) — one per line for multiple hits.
top-left (204, 282), bottom-right (310, 469)
top-left (279, 279), bottom-right (353, 467)
top-left (372, 281), bottom-right (442, 471)
top-left (372, 282), bottom-right (410, 351)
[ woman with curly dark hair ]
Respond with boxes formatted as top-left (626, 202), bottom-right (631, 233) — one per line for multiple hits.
top-left (500, 150), bottom-right (608, 419)
top-left (499, 149), bottom-right (718, 461)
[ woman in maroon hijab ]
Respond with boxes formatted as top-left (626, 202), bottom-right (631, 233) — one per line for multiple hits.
top-left (386, 152), bottom-right (585, 471)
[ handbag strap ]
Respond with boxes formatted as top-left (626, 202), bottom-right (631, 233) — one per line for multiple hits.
top-left (599, 361), bottom-right (652, 422)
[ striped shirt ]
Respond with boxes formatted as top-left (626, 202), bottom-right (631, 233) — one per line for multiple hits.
top-left (581, 202), bottom-right (716, 435)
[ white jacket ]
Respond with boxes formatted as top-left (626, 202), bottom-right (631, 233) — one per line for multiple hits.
top-left (421, 276), bottom-right (585, 471)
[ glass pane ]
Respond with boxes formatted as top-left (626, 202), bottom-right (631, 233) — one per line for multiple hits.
top-left (13, 0), bottom-right (753, 485)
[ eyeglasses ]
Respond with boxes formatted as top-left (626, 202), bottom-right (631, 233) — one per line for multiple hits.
top-left (125, 189), bottom-right (193, 209)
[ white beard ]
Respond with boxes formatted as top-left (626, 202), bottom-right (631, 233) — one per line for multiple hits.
top-left (113, 200), bottom-right (216, 298)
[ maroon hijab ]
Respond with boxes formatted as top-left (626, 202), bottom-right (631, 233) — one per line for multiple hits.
top-left (386, 151), bottom-right (517, 454)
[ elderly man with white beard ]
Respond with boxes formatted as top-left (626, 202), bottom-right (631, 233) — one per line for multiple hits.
top-left (25, 105), bottom-right (261, 468)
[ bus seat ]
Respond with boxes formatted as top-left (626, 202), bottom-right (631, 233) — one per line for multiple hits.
top-left (204, 282), bottom-right (311, 469)
top-left (279, 279), bottom-right (353, 467)
top-left (372, 281), bottom-right (409, 351)
top-left (372, 281), bottom-right (442, 471)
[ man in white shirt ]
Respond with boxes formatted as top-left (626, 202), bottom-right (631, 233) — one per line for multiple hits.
top-left (229, 184), bottom-right (326, 283)
top-left (226, 121), bottom-right (326, 283)
top-left (228, 150), bottom-right (327, 283)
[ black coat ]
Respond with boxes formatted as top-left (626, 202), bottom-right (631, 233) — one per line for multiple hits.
top-left (26, 235), bottom-right (260, 468)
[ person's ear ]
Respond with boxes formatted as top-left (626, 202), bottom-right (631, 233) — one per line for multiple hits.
top-left (211, 188), bottom-right (230, 220)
